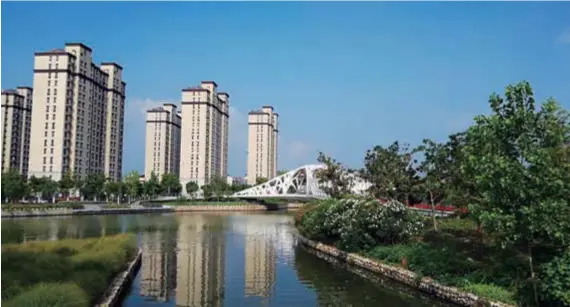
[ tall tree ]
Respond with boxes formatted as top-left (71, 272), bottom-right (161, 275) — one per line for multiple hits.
top-left (210, 176), bottom-right (230, 200)
top-left (58, 172), bottom-right (75, 200)
top-left (104, 179), bottom-right (123, 203)
top-left (161, 173), bottom-right (181, 196)
top-left (185, 181), bottom-right (199, 199)
top-left (124, 171), bottom-right (142, 203)
top-left (462, 81), bottom-right (570, 305)
top-left (41, 177), bottom-right (59, 203)
top-left (361, 141), bottom-right (419, 204)
top-left (82, 173), bottom-right (106, 201)
top-left (143, 172), bottom-right (161, 199)
top-left (315, 152), bottom-right (353, 198)
top-left (417, 139), bottom-right (453, 230)
top-left (73, 173), bottom-right (84, 199)
top-left (28, 175), bottom-right (45, 202)
top-left (2, 169), bottom-right (28, 203)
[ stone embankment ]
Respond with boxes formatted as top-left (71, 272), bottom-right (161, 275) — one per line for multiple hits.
top-left (1, 207), bottom-right (172, 218)
top-left (96, 249), bottom-right (142, 307)
top-left (297, 235), bottom-right (515, 307)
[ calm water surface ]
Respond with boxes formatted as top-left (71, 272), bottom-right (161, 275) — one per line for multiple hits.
top-left (2, 212), bottom-right (452, 307)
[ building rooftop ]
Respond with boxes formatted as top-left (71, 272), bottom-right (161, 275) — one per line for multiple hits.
top-left (182, 87), bottom-right (210, 93)
top-left (1, 89), bottom-right (22, 96)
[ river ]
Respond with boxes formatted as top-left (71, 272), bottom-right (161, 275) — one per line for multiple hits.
top-left (2, 212), bottom-right (453, 307)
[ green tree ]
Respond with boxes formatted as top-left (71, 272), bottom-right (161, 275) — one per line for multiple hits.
top-left (314, 152), bottom-right (353, 198)
top-left (201, 184), bottom-right (213, 199)
top-left (58, 172), bottom-right (75, 200)
top-left (28, 175), bottom-right (45, 201)
top-left (185, 181), bottom-right (199, 198)
top-left (82, 173), bottom-right (106, 201)
top-left (462, 81), bottom-right (570, 305)
top-left (210, 176), bottom-right (230, 200)
top-left (2, 169), bottom-right (28, 203)
top-left (255, 177), bottom-right (268, 185)
top-left (143, 172), bottom-right (161, 199)
top-left (416, 139), bottom-right (453, 230)
top-left (361, 141), bottom-right (419, 204)
top-left (104, 180), bottom-right (123, 203)
top-left (41, 177), bottom-right (59, 203)
top-left (124, 171), bottom-right (141, 203)
top-left (161, 173), bottom-right (181, 196)
top-left (73, 173), bottom-right (84, 199)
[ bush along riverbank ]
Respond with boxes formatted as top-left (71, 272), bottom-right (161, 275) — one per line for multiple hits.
top-left (1, 234), bottom-right (137, 307)
top-left (295, 198), bottom-right (569, 306)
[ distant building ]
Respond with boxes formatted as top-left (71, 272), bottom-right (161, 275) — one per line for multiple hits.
top-left (247, 106), bottom-right (278, 185)
top-left (226, 176), bottom-right (246, 186)
top-left (145, 103), bottom-right (181, 179)
top-left (27, 43), bottom-right (126, 181)
top-left (1, 87), bottom-right (33, 176)
top-left (179, 81), bottom-right (229, 191)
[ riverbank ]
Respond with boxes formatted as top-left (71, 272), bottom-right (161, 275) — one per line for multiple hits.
top-left (297, 235), bottom-right (514, 307)
top-left (1, 234), bottom-right (138, 307)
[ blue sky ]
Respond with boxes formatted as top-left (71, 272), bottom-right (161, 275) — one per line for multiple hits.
top-left (2, 2), bottom-right (569, 177)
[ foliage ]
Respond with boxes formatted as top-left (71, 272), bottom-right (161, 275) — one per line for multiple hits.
top-left (255, 177), bottom-right (268, 185)
top-left (160, 173), bottom-right (181, 195)
top-left (1, 234), bottom-right (136, 305)
top-left (103, 179), bottom-right (123, 202)
top-left (360, 141), bottom-right (419, 204)
top-left (2, 203), bottom-right (84, 211)
top-left (537, 247), bottom-right (570, 306)
top-left (2, 169), bottom-right (28, 202)
top-left (143, 171), bottom-right (161, 198)
top-left (59, 172), bottom-right (75, 198)
top-left (315, 152), bottom-right (354, 198)
top-left (297, 198), bottom-right (425, 251)
top-left (81, 173), bottom-right (106, 200)
top-left (462, 81), bottom-right (570, 305)
top-left (3, 283), bottom-right (89, 307)
top-left (123, 170), bottom-right (142, 202)
top-left (185, 181), bottom-right (199, 196)
top-left (461, 283), bottom-right (516, 305)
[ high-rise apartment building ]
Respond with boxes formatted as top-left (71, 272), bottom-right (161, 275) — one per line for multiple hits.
top-left (28, 43), bottom-right (126, 181)
top-left (179, 81), bottom-right (229, 191)
top-left (247, 106), bottom-right (278, 185)
top-left (1, 87), bottom-right (33, 176)
top-left (145, 103), bottom-right (181, 180)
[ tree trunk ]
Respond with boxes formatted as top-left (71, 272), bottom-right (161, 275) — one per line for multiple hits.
top-left (527, 244), bottom-right (539, 306)
top-left (429, 191), bottom-right (438, 231)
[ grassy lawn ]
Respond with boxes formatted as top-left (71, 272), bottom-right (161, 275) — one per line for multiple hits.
top-left (363, 218), bottom-right (518, 305)
top-left (1, 202), bottom-right (84, 211)
top-left (1, 234), bottom-right (137, 307)
top-left (159, 200), bottom-right (254, 206)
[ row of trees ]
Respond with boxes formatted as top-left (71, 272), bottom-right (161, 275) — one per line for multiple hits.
top-left (315, 81), bottom-right (570, 305)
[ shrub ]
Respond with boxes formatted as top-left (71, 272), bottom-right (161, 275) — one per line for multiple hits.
top-left (297, 198), bottom-right (425, 251)
top-left (537, 247), bottom-right (570, 306)
top-left (462, 283), bottom-right (516, 305)
top-left (4, 283), bottom-right (89, 307)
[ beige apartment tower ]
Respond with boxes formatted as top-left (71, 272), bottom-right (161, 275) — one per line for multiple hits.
top-left (145, 103), bottom-right (181, 180)
top-left (27, 43), bottom-right (126, 181)
top-left (179, 81), bottom-right (229, 191)
top-left (1, 87), bottom-right (33, 176)
top-left (247, 106), bottom-right (278, 185)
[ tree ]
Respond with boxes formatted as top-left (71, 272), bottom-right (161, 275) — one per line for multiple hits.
top-left (462, 81), bottom-right (570, 305)
top-left (361, 141), bottom-right (419, 204)
top-left (2, 169), bottom-right (28, 203)
top-left (161, 173), bottom-right (181, 196)
top-left (82, 173), bottom-right (106, 201)
top-left (58, 172), bottom-right (75, 200)
top-left (417, 139), bottom-right (455, 230)
top-left (28, 175), bottom-right (45, 202)
top-left (41, 177), bottom-right (59, 203)
top-left (124, 171), bottom-right (142, 203)
top-left (314, 152), bottom-right (353, 198)
top-left (104, 179), bottom-right (123, 204)
top-left (255, 177), bottom-right (268, 185)
top-left (201, 184), bottom-right (213, 199)
top-left (73, 173), bottom-right (84, 199)
top-left (209, 176), bottom-right (230, 200)
top-left (185, 181), bottom-right (199, 198)
top-left (143, 171), bottom-right (161, 199)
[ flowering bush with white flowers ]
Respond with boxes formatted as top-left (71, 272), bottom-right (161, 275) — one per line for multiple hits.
top-left (297, 198), bottom-right (425, 251)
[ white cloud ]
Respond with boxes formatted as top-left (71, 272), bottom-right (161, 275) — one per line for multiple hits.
top-left (557, 28), bottom-right (570, 45)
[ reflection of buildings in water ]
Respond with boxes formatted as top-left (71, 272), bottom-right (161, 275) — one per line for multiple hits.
top-left (176, 215), bottom-right (225, 307)
top-left (242, 221), bottom-right (277, 298)
top-left (140, 231), bottom-right (176, 302)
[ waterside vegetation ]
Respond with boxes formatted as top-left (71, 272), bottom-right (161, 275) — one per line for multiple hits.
top-left (300, 81), bottom-right (570, 307)
top-left (1, 234), bottom-right (137, 307)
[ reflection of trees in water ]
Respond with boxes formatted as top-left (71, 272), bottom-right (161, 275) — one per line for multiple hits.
top-left (293, 246), bottom-right (452, 307)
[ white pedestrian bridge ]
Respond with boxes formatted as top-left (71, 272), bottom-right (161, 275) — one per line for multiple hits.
top-left (232, 164), bottom-right (371, 200)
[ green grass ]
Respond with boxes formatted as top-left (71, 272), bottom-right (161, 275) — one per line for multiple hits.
top-left (162, 200), bottom-right (254, 206)
top-left (362, 218), bottom-right (520, 305)
top-left (1, 202), bottom-right (84, 211)
top-left (1, 234), bottom-right (137, 307)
